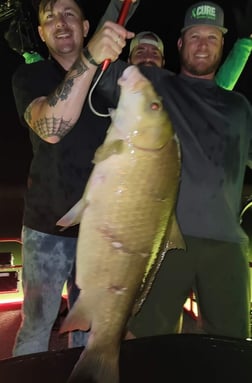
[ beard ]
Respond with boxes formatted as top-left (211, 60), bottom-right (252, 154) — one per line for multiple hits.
top-left (138, 60), bottom-right (159, 67)
top-left (179, 50), bottom-right (223, 76)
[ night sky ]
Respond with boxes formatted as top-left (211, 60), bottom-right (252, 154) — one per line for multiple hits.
top-left (1, 0), bottom-right (252, 185)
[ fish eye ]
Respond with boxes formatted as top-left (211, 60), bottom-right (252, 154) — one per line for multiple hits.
top-left (151, 100), bottom-right (162, 111)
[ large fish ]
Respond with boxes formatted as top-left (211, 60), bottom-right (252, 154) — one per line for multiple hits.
top-left (57, 65), bottom-right (185, 383)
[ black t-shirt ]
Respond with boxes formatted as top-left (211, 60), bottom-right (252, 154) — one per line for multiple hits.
top-left (12, 59), bottom-right (111, 236)
top-left (99, 62), bottom-right (252, 244)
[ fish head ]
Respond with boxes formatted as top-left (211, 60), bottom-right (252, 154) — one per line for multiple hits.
top-left (115, 65), bottom-right (173, 150)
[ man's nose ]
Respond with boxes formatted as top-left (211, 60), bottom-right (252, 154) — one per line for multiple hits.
top-left (55, 14), bottom-right (67, 27)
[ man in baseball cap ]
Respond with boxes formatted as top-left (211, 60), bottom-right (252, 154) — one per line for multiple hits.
top-left (128, 31), bottom-right (165, 67)
top-left (181, 1), bottom-right (228, 34)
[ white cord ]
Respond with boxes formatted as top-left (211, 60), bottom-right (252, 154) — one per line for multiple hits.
top-left (88, 69), bottom-right (110, 118)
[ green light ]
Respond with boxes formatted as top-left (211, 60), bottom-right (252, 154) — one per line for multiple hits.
top-left (22, 52), bottom-right (44, 64)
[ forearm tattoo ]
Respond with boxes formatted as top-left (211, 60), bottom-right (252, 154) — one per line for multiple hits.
top-left (49, 58), bottom-right (89, 106)
top-left (25, 58), bottom-right (89, 140)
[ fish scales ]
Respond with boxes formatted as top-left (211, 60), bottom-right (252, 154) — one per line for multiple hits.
top-left (57, 65), bottom-right (185, 383)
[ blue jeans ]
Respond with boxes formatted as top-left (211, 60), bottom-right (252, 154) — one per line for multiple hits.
top-left (13, 226), bottom-right (89, 356)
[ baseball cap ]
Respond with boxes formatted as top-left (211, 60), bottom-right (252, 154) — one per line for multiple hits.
top-left (129, 31), bottom-right (164, 56)
top-left (181, 1), bottom-right (228, 34)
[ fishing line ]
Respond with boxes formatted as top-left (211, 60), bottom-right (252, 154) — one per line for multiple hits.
top-left (88, 69), bottom-right (109, 117)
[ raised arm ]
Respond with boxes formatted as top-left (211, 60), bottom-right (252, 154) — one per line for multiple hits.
top-left (24, 22), bottom-right (134, 144)
top-left (215, 0), bottom-right (252, 90)
top-left (215, 37), bottom-right (252, 90)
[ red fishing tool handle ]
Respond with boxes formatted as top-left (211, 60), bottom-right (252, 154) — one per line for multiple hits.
top-left (102, 0), bottom-right (133, 72)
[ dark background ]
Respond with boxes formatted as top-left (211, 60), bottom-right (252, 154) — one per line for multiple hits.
top-left (1, 0), bottom-right (252, 188)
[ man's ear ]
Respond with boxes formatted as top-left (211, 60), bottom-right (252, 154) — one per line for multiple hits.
top-left (83, 19), bottom-right (89, 38)
top-left (177, 37), bottom-right (182, 52)
top-left (38, 25), bottom-right (45, 42)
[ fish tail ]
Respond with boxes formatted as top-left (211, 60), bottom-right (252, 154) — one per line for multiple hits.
top-left (60, 293), bottom-right (90, 333)
top-left (67, 346), bottom-right (120, 383)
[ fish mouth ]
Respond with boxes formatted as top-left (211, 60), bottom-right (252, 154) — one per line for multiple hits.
top-left (118, 65), bottom-right (148, 89)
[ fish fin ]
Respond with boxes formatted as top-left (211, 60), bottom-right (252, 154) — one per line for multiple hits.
top-left (60, 295), bottom-right (90, 333)
top-left (92, 140), bottom-right (124, 164)
top-left (67, 346), bottom-right (119, 383)
top-left (131, 215), bottom-right (186, 316)
top-left (56, 198), bottom-right (87, 230)
top-left (131, 246), bottom-right (166, 316)
top-left (164, 213), bottom-right (186, 251)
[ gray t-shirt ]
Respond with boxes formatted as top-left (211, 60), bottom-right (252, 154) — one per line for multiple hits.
top-left (99, 63), bottom-right (252, 244)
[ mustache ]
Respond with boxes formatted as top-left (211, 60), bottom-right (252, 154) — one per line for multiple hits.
top-left (139, 60), bottom-right (159, 67)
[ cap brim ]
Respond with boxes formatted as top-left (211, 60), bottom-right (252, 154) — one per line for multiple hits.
top-left (181, 24), bottom-right (228, 34)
